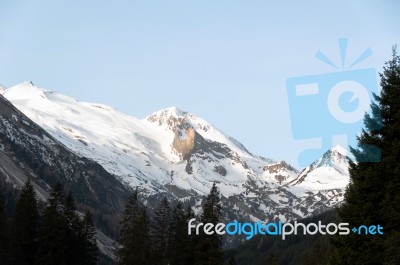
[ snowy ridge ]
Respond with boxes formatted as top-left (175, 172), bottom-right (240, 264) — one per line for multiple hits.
top-left (3, 81), bottom-right (351, 220)
top-left (286, 146), bottom-right (350, 215)
top-left (3, 82), bottom-right (278, 197)
top-left (146, 106), bottom-right (252, 157)
top-left (289, 145), bottom-right (349, 190)
top-left (0, 84), bottom-right (6, 94)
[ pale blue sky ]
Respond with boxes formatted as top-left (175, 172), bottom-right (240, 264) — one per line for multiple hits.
top-left (1, 1), bottom-right (399, 168)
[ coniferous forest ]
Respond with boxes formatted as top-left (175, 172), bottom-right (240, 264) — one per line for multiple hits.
top-left (0, 180), bottom-right (98, 265)
top-left (116, 183), bottom-right (224, 265)
top-left (0, 49), bottom-right (399, 265)
top-left (329, 48), bottom-right (400, 264)
top-left (231, 48), bottom-right (400, 265)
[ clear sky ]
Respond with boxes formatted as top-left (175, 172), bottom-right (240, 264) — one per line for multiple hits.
top-left (1, 1), bottom-right (399, 168)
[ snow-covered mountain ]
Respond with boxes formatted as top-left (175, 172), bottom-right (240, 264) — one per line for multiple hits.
top-left (0, 90), bottom-right (132, 255)
top-left (1, 81), bottom-right (350, 222)
top-left (0, 84), bottom-right (6, 94)
top-left (287, 145), bottom-right (350, 216)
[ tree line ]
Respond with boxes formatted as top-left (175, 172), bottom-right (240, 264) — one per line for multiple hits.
top-left (229, 48), bottom-right (400, 265)
top-left (0, 180), bottom-right (98, 265)
top-left (117, 182), bottom-right (231, 265)
top-left (328, 48), bottom-right (400, 264)
top-left (1, 48), bottom-right (397, 265)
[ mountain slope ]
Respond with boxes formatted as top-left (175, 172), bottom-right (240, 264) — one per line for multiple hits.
top-left (2, 82), bottom-right (350, 225)
top-left (0, 92), bottom-right (132, 240)
top-left (287, 145), bottom-right (349, 216)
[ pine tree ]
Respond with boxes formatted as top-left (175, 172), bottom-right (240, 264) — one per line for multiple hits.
top-left (330, 48), bottom-right (400, 264)
top-left (151, 196), bottom-right (172, 265)
top-left (10, 179), bottom-right (39, 265)
top-left (169, 202), bottom-right (196, 265)
top-left (63, 192), bottom-right (85, 264)
top-left (79, 211), bottom-right (98, 265)
top-left (37, 183), bottom-right (100, 265)
top-left (117, 189), bottom-right (151, 265)
top-left (227, 255), bottom-right (237, 265)
top-left (36, 182), bottom-right (68, 265)
top-left (0, 189), bottom-right (9, 265)
top-left (195, 182), bottom-right (223, 265)
top-left (264, 251), bottom-right (280, 265)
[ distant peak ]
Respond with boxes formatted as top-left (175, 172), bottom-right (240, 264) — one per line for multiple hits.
top-left (330, 145), bottom-right (348, 156)
top-left (308, 145), bottom-right (349, 170)
top-left (0, 83), bottom-right (6, 94)
top-left (147, 106), bottom-right (189, 120)
top-left (10, 81), bottom-right (41, 91)
top-left (160, 106), bottom-right (187, 117)
top-left (146, 106), bottom-right (195, 130)
top-left (22, 81), bottom-right (35, 87)
top-left (4, 81), bottom-right (51, 101)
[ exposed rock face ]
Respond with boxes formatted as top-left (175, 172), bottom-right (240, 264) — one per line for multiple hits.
top-left (263, 161), bottom-right (299, 184)
top-left (172, 126), bottom-right (196, 160)
top-left (2, 84), bottom-right (352, 249)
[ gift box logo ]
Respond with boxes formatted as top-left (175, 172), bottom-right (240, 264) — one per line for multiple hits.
top-left (286, 38), bottom-right (381, 166)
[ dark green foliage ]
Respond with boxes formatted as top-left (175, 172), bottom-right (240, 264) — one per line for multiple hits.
top-left (36, 182), bottom-right (99, 265)
top-left (36, 182), bottom-right (69, 265)
top-left (233, 210), bottom-right (336, 265)
top-left (0, 188), bottom-right (9, 265)
top-left (0, 178), bottom-right (99, 264)
top-left (63, 192), bottom-right (85, 264)
top-left (79, 211), bottom-right (98, 265)
top-left (195, 182), bottom-right (223, 265)
top-left (151, 196), bottom-right (172, 265)
top-left (169, 203), bottom-right (197, 265)
top-left (10, 179), bottom-right (39, 265)
top-left (226, 255), bottom-right (237, 265)
top-left (264, 251), bottom-right (280, 265)
top-left (330, 48), bottom-right (400, 265)
top-left (117, 189), bottom-right (151, 265)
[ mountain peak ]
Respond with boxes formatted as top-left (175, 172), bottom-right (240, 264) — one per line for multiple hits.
top-left (153, 106), bottom-right (188, 118)
top-left (310, 145), bottom-right (348, 170)
top-left (4, 81), bottom-right (49, 101)
top-left (11, 81), bottom-right (37, 89)
top-left (330, 145), bottom-right (348, 156)
top-left (22, 81), bottom-right (35, 87)
top-left (3, 82), bottom-right (351, 224)
top-left (146, 106), bottom-right (191, 129)
top-left (9, 81), bottom-right (42, 91)
top-left (0, 84), bottom-right (6, 94)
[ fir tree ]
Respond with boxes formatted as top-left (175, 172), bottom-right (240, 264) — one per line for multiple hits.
top-left (0, 189), bottom-right (9, 265)
top-left (63, 192), bottom-right (85, 264)
top-left (226, 255), bottom-right (237, 265)
top-left (168, 202), bottom-right (197, 265)
top-left (10, 179), bottom-right (39, 265)
top-left (117, 189), bottom-right (151, 265)
top-left (151, 196), bottom-right (172, 265)
top-left (330, 48), bottom-right (400, 264)
top-left (79, 211), bottom-right (98, 265)
top-left (195, 182), bottom-right (223, 265)
top-left (37, 183), bottom-right (100, 265)
top-left (36, 182), bottom-right (68, 265)
top-left (264, 251), bottom-right (280, 265)
top-left (184, 205), bottom-right (197, 265)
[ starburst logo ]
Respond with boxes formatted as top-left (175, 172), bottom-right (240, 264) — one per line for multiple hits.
top-left (286, 38), bottom-right (381, 166)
